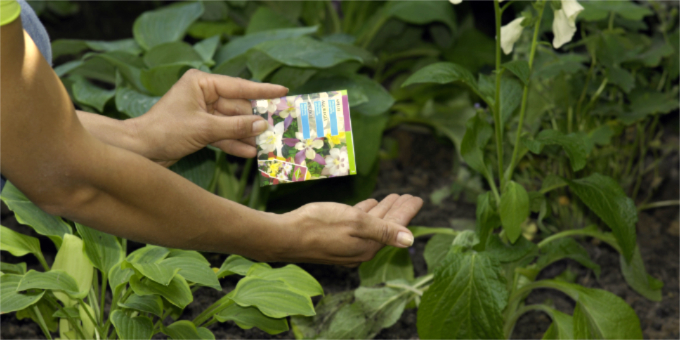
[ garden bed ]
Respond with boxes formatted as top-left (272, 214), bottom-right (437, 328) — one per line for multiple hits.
top-left (2, 127), bottom-right (678, 339)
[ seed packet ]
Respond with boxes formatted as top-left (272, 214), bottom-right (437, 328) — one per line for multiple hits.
top-left (252, 90), bottom-right (357, 186)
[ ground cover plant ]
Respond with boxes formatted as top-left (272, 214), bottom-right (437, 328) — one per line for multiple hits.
top-left (2, 0), bottom-right (678, 339)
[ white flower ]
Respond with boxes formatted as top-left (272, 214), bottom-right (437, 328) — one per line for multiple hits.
top-left (277, 163), bottom-right (293, 181)
top-left (295, 130), bottom-right (324, 160)
top-left (255, 99), bottom-right (280, 114)
top-left (449, 0), bottom-right (463, 4)
top-left (552, 0), bottom-right (584, 49)
top-left (278, 96), bottom-right (298, 119)
top-left (323, 146), bottom-right (350, 176)
top-left (256, 122), bottom-right (284, 156)
top-left (500, 17), bottom-right (525, 55)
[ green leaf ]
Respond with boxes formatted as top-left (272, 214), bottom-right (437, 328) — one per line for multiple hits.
top-left (525, 130), bottom-right (588, 172)
top-left (51, 234), bottom-right (94, 302)
top-left (231, 276), bottom-right (315, 318)
top-left (169, 147), bottom-right (217, 190)
top-left (118, 293), bottom-right (164, 317)
top-left (269, 67), bottom-right (317, 89)
top-left (214, 26), bottom-right (318, 65)
top-left (212, 54), bottom-right (248, 77)
top-left (402, 62), bottom-right (482, 101)
top-left (408, 226), bottom-right (457, 238)
top-left (504, 60), bottom-right (530, 85)
top-left (246, 264), bottom-right (323, 298)
top-left (499, 181), bottom-right (530, 244)
top-left (418, 251), bottom-right (507, 339)
top-left (129, 273), bottom-right (193, 309)
top-left (1, 262), bottom-right (27, 275)
top-left (52, 38), bottom-right (141, 59)
top-left (52, 306), bottom-right (80, 319)
top-left (498, 77), bottom-right (523, 123)
top-left (474, 192), bottom-right (501, 251)
top-left (0, 182), bottom-right (72, 247)
top-left (460, 113), bottom-right (493, 178)
top-left (197, 327), bottom-right (215, 340)
top-left (115, 87), bottom-right (161, 118)
top-left (72, 77), bottom-right (115, 112)
top-left (131, 262), bottom-right (180, 286)
top-left (161, 256), bottom-right (221, 290)
top-left (166, 249), bottom-right (210, 264)
top-left (75, 223), bottom-right (123, 276)
top-left (246, 50), bottom-right (283, 81)
top-left (350, 113), bottom-right (389, 176)
top-left (143, 42), bottom-right (204, 68)
top-left (540, 174), bottom-right (568, 194)
top-left (188, 21), bottom-right (241, 40)
top-left (536, 238), bottom-right (601, 277)
top-left (424, 234), bottom-right (456, 271)
top-left (109, 261), bottom-right (134, 297)
top-left (246, 6), bottom-right (296, 35)
top-left (110, 310), bottom-right (154, 340)
top-left (486, 235), bottom-right (537, 263)
top-left (566, 173), bottom-right (637, 262)
top-left (215, 303), bottom-right (289, 335)
top-left (217, 255), bottom-right (257, 278)
top-left (133, 2), bottom-right (204, 50)
top-left (385, 1), bottom-right (456, 34)
top-left (253, 36), bottom-right (361, 69)
top-left (359, 247), bottom-right (414, 286)
top-left (17, 270), bottom-right (80, 297)
top-left (349, 75), bottom-right (395, 116)
top-left (580, 1), bottom-right (653, 21)
top-left (620, 245), bottom-right (662, 301)
top-left (623, 89), bottom-right (679, 124)
top-left (141, 63), bottom-right (193, 96)
top-left (606, 66), bottom-right (635, 93)
top-left (538, 280), bottom-right (642, 339)
top-left (0, 273), bottom-right (44, 313)
top-left (539, 306), bottom-right (574, 339)
top-left (290, 291), bottom-right (354, 339)
top-left (0, 226), bottom-right (41, 257)
top-left (193, 35), bottom-right (221, 64)
top-left (79, 52), bottom-right (147, 92)
top-left (292, 74), bottom-right (367, 107)
top-left (163, 320), bottom-right (214, 339)
top-left (127, 245), bottom-right (170, 263)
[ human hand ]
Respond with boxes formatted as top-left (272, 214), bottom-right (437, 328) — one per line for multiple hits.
top-left (127, 69), bottom-right (288, 167)
top-left (267, 194), bottom-right (423, 266)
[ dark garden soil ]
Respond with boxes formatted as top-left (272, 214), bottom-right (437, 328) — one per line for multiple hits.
top-left (2, 125), bottom-right (678, 339)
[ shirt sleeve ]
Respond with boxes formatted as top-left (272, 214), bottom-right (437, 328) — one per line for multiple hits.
top-left (0, 0), bottom-right (21, 26)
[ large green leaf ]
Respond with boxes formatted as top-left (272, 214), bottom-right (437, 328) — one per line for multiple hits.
top-left (133, 2), bottom-right (204, 50)
top-left (193, 35), bottom-right (221, 65)
top-left (163, 320), bottom-right (214, 340)
top-left (247, 264), bottom-right (323, 298)
top-left (0, 226), bottom-right (41, 258)
top-left (51, 234), bottom-right (93, 302)
top-left (217, 255), bottom-right (257, 278)
top-left (109, 261), bottom-right (135, 297)
top-left (535, 238), bottom-right (601, 277)
top-left (538, 306), bottom-right (574, 339)
top-left (246, 50), bottom-right (283, 81)
top-left (385, 1), bottom-right (456, 33)
top-left (418, 251), bottom-right (507, 339)
top-left (486, 235), bottom-right (537, 264)
top-left (253, 36), bottom-right (361, 69)
top-left (129, 273), bottom-right (193, 309)
top-left (402, 62), bottom-right (483, 102)
top-left (524, 130), bottom-right (588, 171)
top-left (504, 60), bottom-right (530, 85)
top-left (75, 223), bottom-right (123, 276)
top-left (75, 51), bottom-right (147, 92)
top-left (110, 310), bottom-right (154, 340)
top-left (294, 73), bottom-right (392, 116)
top-left (290, 291), bottom-right (354, 339)
top-left (460, 113), bottom-right (493, 178)
top-left (119, 293), bottom-right (164, 317)
top-left (115, 87), bottom-right (160, 118)
top-left (141, 63), bottom-right (193, 96)
top-left (52, 38), bottom-right (141, 59)
top-left (474, 192), bottom-right (501, 251)
top-left (17, 270), bottom-right (80, 298)
top-left (408, 226), bottom-right (458, 238)
top-left (131, 262), bottom-right (180, 286)
top-left (72, 77), bottom-right (115, 113)
top-left (620, 245), bottom-right (662, 301)
top-left (231, 276), bottom-right (315, 318)
top-left (214, 26), bottom-right (318, 65)
top-left (143, 42), bottom-right (204, 68)
top-left (0, 273), bottom-right (44, 313)
top-left (423, 234), bottom-right (456, 271)
top-left (215, 303), bottom-right (289, 335)
top-left (169, 147), bottom-right (218, 190)
top-left (359, 246), bottom-right (414, 286)
top-left (0, 182), bottom-right (72, 247)
top-left (499, 181), bottom-right (530, 244)
top-left (161, 257), bottom-right (221, 290)
top-left (580, 1), bottom-right (653, 21)
top-left (1, 262), bottom-right (27, 275)
top-left (351, 113), bottom-right (389, 175)
top-left (246, 6), bottom-right (297, 35)
top-left (127, 244), bottom-right (170, 263)
top-left (566, 173), bottom-right (637, 262)
top-left (16, 297), bottom-right (58, 332)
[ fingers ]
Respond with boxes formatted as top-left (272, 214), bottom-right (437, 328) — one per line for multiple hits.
top-left (199, 72), bottom-right (289, 100)
top-left (366, 194), bottom-right (400, 219)
top-left (212, 98), bottom-right (253, 117)
top-left (211, 139), bottom-right (257, 158)
top-left (206, 114), bottom-right (268, 141)
top-left (383, 195), bottom-right (424, 227)
top-left (354, 198), bottom-right (378, 212)
top-left (353, 212), bottom-right (414, 248)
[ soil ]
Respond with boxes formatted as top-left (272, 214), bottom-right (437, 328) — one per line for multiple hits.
top-left (2, 126), bottom-right (678, 339)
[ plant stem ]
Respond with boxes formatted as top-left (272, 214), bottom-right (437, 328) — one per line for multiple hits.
top-left (35, 252), bottom-right (50, 272)
top-left (360, 15), bottom-right (388, 49)
top-left (197, 299), bottom-right (235, 328)
top-left (637, 200), bottom-right (680, 211)
top-left (192, 294), bottom-right (233, 326)
top-left (537, 226), bottom-right (621, 252)
top-left (493, 0), bottom-right (504, 183)
top-left (208, 151), bottom-right (225, 193)
top-left (46, 295), bottom-right (87, 340)
top-left (326, 1), bottom-right (341, 34)
top-left (631, 121), bottom-right (646, 199)
top-left (506, 2), bottom-right (545, 181)
top-left (152, 309), bottom-right (173, 335)
top-left (237, 158), bottom-right (253, 203)
top-left (79, 300), bottom-right (104, 338)
top-left (100, 273), bottom-right (108, 325)
top-left (32, 304), bottom-right (53, 339)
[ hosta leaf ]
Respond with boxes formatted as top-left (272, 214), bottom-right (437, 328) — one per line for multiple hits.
top-left (418, 251), bottom-right (507, 339)
top-left (424, 234), bottom-right (456, 271)
top-left (169, 147), bottom-right (217, 190)
top-left (161, 257), bottom-right (221, 290)
top-left (566, 173), bottom-right (637, 262)
top-left (402, 62), bottom-right (483, 102)
top-left (109, 261), bottom-right (134, 297)
top-left (163, 320), bottom-right (214, 340)
top-left (129, 273), bottom-right (193, 309)
top-left (253, 36), bottom-right (361, 69)
top-left (141, 63), bottom-right (194, 96)
top-left (166, 249), bottom-right (210, 265)
top-left (119, 293), bottom-right (164, 317)
top-left (127, 245), bottom-right (170, 264)
top-left (75, 223), bottom-right (123, 276)
top-left (143, 42), bottom-right (203, 68)
top-left (350, 113), bottom-right (389, 175)
top-left (133, 2), bottom-right (204, 50)
top-left (217, 255), bottom-right (258, 278)
top-left (535, 238), bottom-right (601, 277)
top-left (247, 264), bottom-right (322, 298)
top-left (51, 306), bottom-right (80, 319)
top-left (214, 26), bottom-right (318, 65)
top-left (246, 6), bottom-right (296, 35)
top-left (215, 303), bottom-right (289, 335)
top-left (110, 310), bottom-right (154, 340)
top-left (0, 182), bottom-right (72, 247)
top-left (269, 67), bottom-right (317, 89)
top-left (212, 54), bottom-right (248, 77)
top-left (0, 273), bottom-right (44, 313)
top-left (231, 276), bottom-right (315, 318)
top-left (72, 77), bottom-right (115, 112)
top-left (79, 52), bottom-right (147, 92)
top-left (385, 1), bottom-right (456, 33)
top-left (620, 245), bottom-right (662, 301)
top-left (292, 74), bottom-right (368, 107)
top-left (131, 262), bottom-right (180, 286)
top-left (193, 35), bottom-right (221, 64)
top-left (115, 87), bottom-right (161, 118)
top-left (52, 38), bottom-right (141, 59)
top-left (499, 181), bottom-right (530, 244)
top-left (51, 234), bottom-right (93, 301)
top-left (0, 226), bottom-right (41, 257)
top-left (359, 246), bottom-right (414, 286)
top-left (1, 262), bottom-right (27, 275)
top-left (187, 21), bottom-right (241, 40)
top-left (17, 270), bottom-right (80, 298)
top-left (460, 113), bottom-right (493, 178)
top-left (246, 50), bottom-right (282, 81)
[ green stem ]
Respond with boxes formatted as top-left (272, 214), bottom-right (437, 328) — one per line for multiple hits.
top-left (100, 273), bottom-right (108, 325)
top-left (537, 226), bottom-right (621, 252)
top-left (197, 300), bottom-right (235, 328)
top-left (631, 121), bottom-right (646, 199)
top-left (360, 16), bottom-right (388, 49)
top-left (326, 1), bottom-right (341, 34)
top-left (493, 0), bottom-right (504, 184)
top-left (152, 309), bottom-right (173, 335)
top-left (46, 295), bottom-right (87, 340)
top-left (35, 252), bottom-right (50, 272)
top-left (208, 151), bottom-right (225, 193)
top-left (32, 304), bottom-right (53, 339)
top-left (581, 77), bottom-right (608, 115)
top-left (506, 2), bottom-right (545, 181)
top-left (637, 200), bottom-right (680, 212)
top-left (192, 294), bottom-right (233, 326)
top-left (78, 300), bottom-right (104, 338)
top-left (237, 158), bottom-right (253, 203)
top-left (203, 318), bottom-right (219, 328)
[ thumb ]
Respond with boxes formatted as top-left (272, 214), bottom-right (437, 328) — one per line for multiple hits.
top-left (207, 114), bottom-right (269, 141)
top-left (357, 214), bottom-right (414, 248)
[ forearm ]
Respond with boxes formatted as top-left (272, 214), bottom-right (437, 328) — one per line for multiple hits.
top-left (75, 110), bottom-right (149, 161)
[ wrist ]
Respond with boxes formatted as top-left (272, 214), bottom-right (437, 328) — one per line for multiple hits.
top-left (121, 116), bottom-right (154, 162)
top-left (253, 209), bottom-right (300, 262)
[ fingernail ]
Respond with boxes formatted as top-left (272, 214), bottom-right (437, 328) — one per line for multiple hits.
top-left (252, 120), bottom-right (267, 134)
top-left (397, 232), bottom-right (414, 248)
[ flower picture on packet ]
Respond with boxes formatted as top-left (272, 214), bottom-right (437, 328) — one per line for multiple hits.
top-left (252, 90), bottom-right (357, 187)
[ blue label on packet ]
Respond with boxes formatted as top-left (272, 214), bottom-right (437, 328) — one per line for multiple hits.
top-left (328, 99), bottom-right (338, 136)
top-left (300, 102), bottom-right (311, 139)
top-left (313, 100), bottom-right (324, 138)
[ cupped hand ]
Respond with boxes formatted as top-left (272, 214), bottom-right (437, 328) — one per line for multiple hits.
top-left (128, 69), bottom-right (288, 167)
top-left (271, 194), bottom-right (424, 266)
